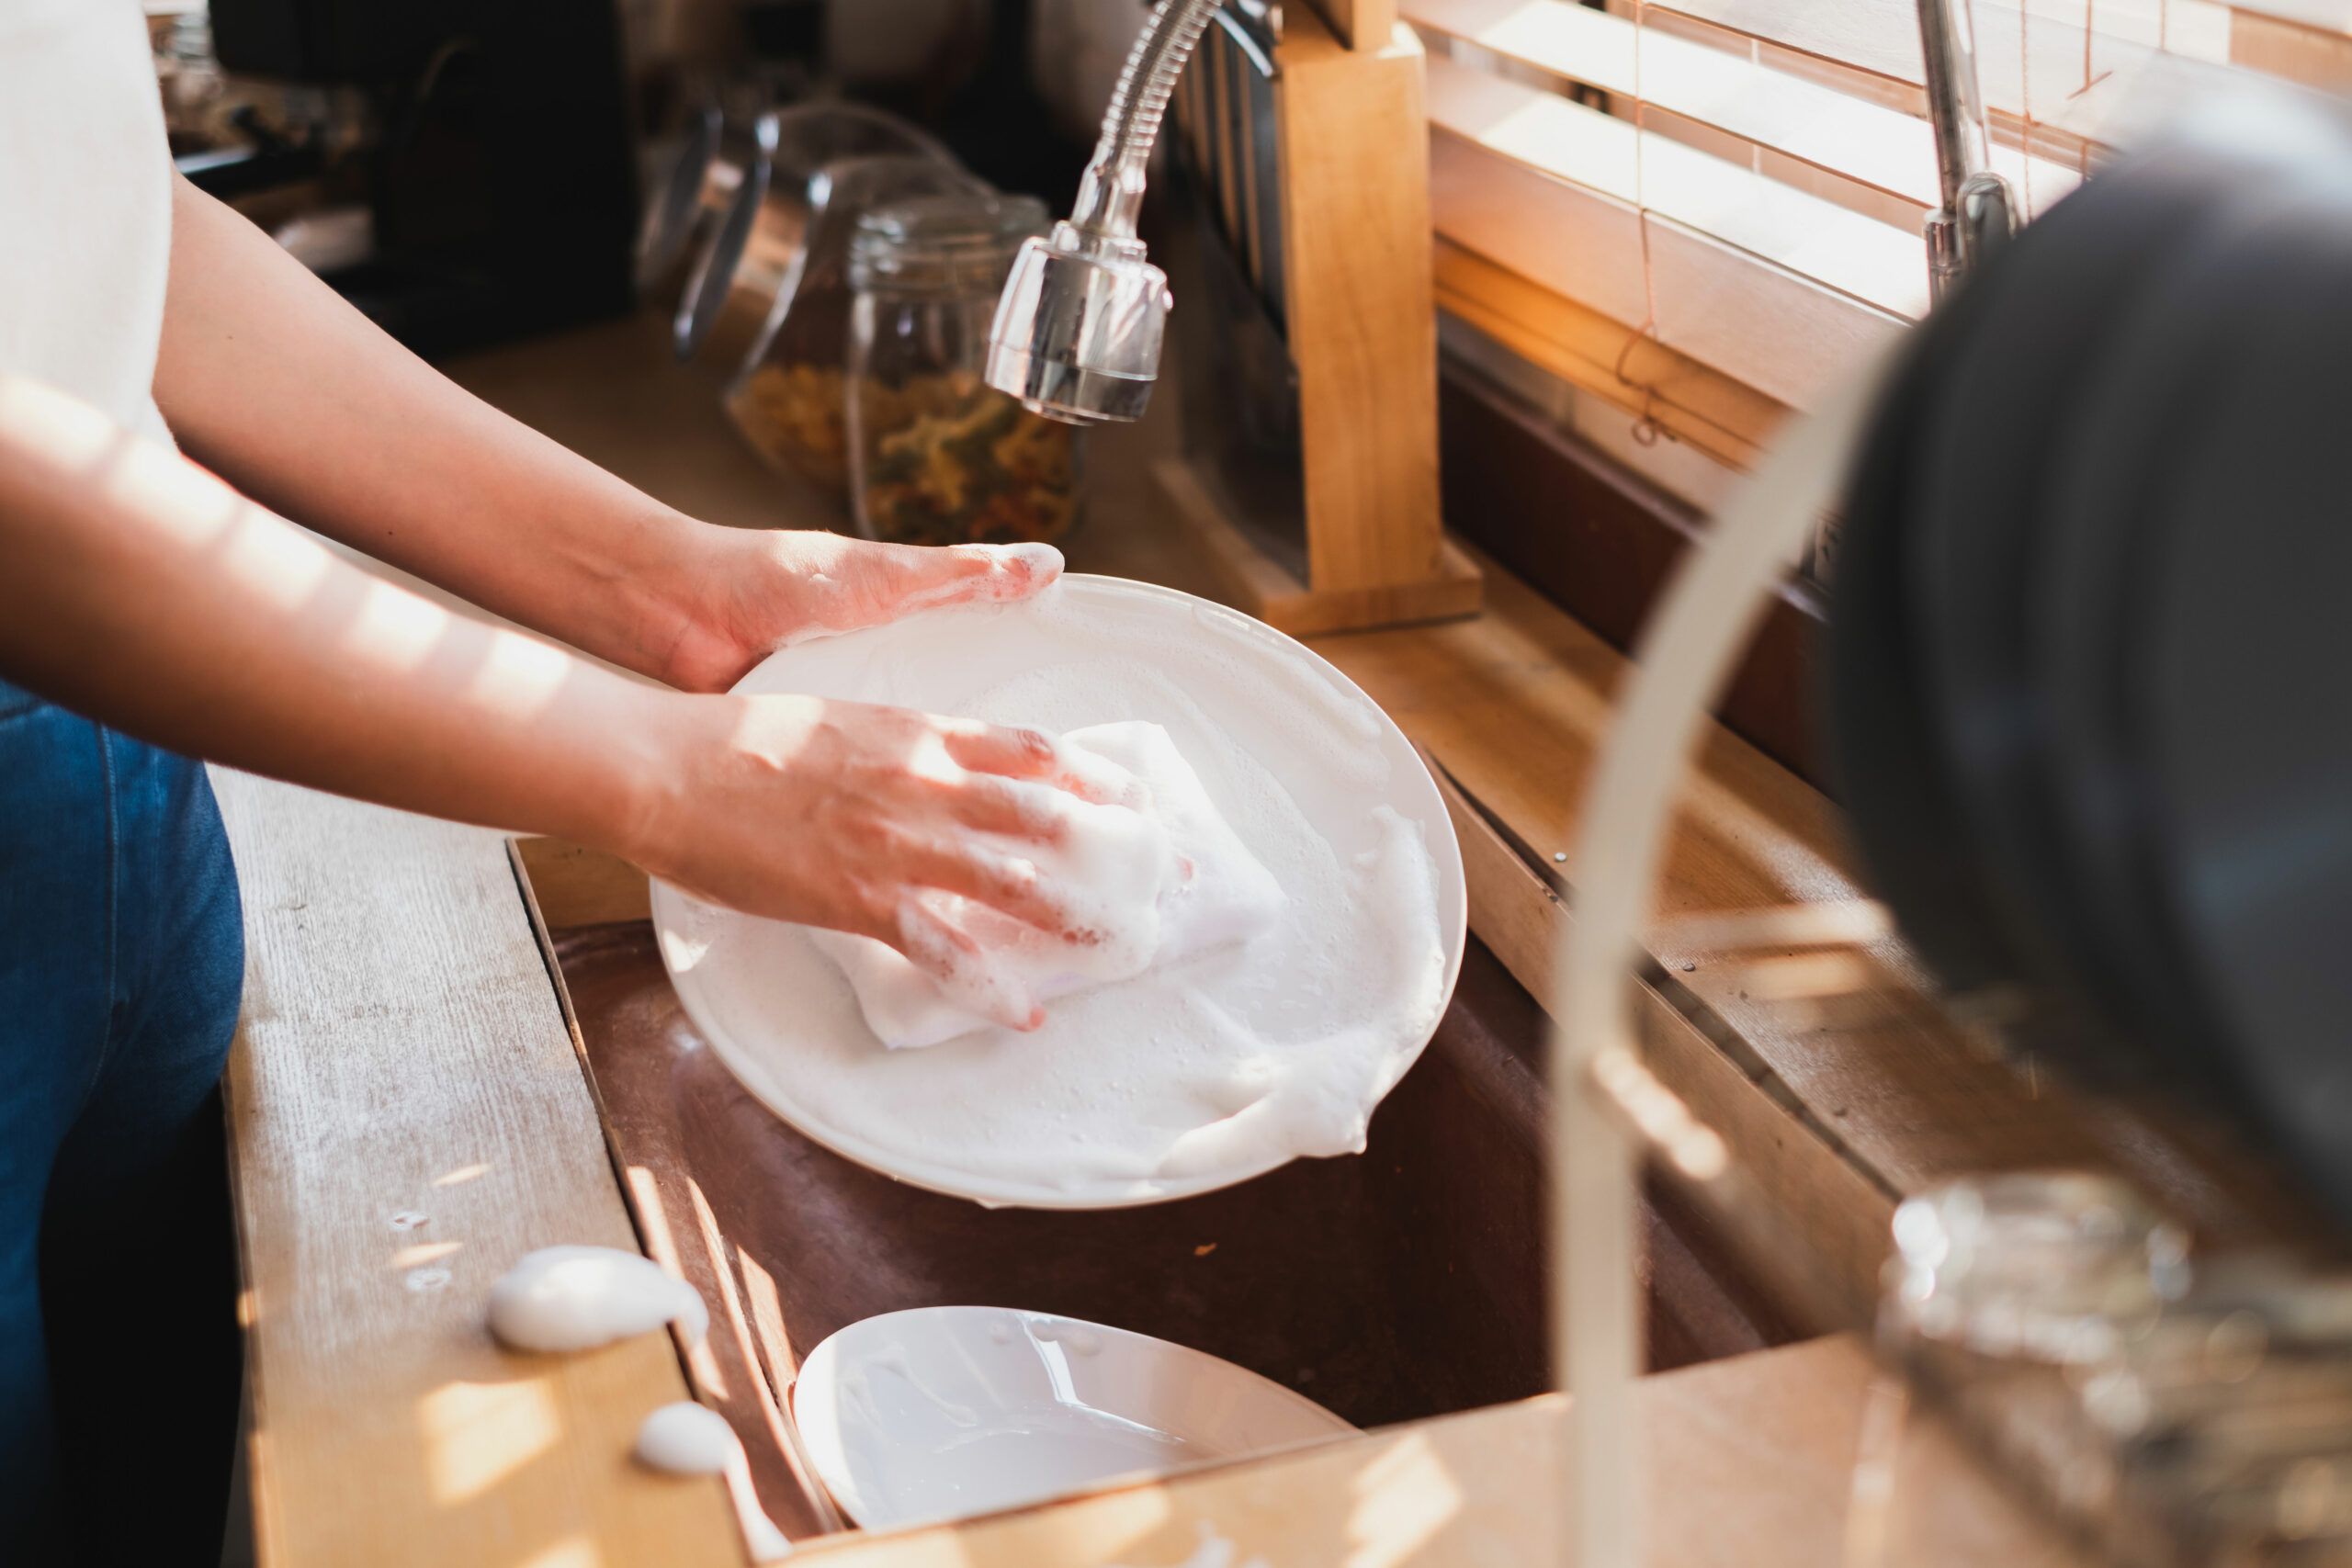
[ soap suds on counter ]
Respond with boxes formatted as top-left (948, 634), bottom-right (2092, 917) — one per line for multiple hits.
top-left (485, 1246), bottom-right (708, 1353)
top-left (633, 1400), bottom-right (794, 1560)
top-left (810, 720), bottom-right (1284, 1050)
top-left (658, 581), bottom-right (1453, 1203)
top-left (744, 1509), bottom-right (793, 1562)
top-left (635, 1400), bottom-right (736, 1474)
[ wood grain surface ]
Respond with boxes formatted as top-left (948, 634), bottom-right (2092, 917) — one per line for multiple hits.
top-left (1149, 457), bottom-right (1484, 636)
top-left (216, 772), bottom-right (745, 1566)
top-left (1278, 10), bottom-right (1450, 597)
top-left (1309, 0), bottom-right (1401, 51)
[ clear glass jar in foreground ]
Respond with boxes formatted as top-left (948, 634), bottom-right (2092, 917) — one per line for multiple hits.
top-left (844, 193), bottom-right (1081, 547)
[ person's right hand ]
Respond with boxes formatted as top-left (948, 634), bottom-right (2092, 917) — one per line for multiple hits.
top-left (620, 692), bottom-right (1144, 1032)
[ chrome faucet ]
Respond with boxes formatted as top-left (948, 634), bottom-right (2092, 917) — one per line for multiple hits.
top-left (985, 0), bottom-right (1227, 424)
top-left (991, 0), bottom-right (2014, 419)
top-left (1917, 0), bottom-right (2018, 300)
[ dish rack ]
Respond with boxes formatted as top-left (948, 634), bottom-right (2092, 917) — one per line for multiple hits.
top-left (1548, 355), bottom-right (2352, 1568)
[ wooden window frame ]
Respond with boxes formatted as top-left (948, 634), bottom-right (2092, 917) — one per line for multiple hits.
top-left (1437, 351), bottom-right (1829, 791)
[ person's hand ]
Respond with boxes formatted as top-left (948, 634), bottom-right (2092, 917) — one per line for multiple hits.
top-left (620, 690), bottom-right (1140, 1030)
top-left (645, 528), bottom-right (1065, 694)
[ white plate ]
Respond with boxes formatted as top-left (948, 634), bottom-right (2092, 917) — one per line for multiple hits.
top-left (650, 574), bottom-right (1468, 1209)
top-left (792, 1306), bottom-right (1355, 1529)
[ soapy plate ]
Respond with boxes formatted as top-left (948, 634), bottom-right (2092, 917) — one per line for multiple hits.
top-left (792, 1305), bottom-right (1355, 1530)
top-left (648, 574), bottom-right (1468, 1210)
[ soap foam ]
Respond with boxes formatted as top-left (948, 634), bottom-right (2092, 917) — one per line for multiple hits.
top-left (633, 1399), bottom-right (795, 1559)
top-left (808, 720), bottom-right (1285, 1050)
top-left (485, 1246), bottom-right (708, 1354)
top-left (636, 1400), bottom-right (737, 1475)
top-left (662, 582), bottom-right (1453, 1202)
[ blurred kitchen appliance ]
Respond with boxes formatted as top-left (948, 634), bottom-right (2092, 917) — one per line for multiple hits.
top-left (1553, 86), bottom-right (2352, 1568)
top-left (1826, 93), bottom-right (2352, 1227)
top-left (987, 0), bottom-right (1481, 637)
top-left (204, 0), bottom-right (640, 353)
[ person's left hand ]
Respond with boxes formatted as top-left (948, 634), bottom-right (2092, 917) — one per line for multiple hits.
top-left (642, 529), bottom-right (1065, 694)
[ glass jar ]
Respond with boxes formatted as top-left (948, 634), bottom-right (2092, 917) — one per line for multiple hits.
top-left (723, 154), bottom-right (985, 502)
top-left (844, 193), bottom-right (1081, 547)
top-left (679, 107), bottom-right (958, 371)
top-left (1884, 1173), bottom-right (2189, 1362)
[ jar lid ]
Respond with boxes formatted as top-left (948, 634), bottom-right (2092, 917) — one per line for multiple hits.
top-left (848, 192), bottom-right (1049, 293)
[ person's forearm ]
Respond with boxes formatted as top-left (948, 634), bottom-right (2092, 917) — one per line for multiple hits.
top-left (152, 175), bottom-right (706, 682)
top-left (0, 373), bottom-right (662, 847)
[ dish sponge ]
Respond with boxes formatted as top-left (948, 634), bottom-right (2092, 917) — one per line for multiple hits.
top-left (808, 720), bottom-right (1284, 1049)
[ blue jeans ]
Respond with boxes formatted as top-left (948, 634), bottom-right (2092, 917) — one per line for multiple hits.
top-left (0, 678), bottom-right (244, 1564)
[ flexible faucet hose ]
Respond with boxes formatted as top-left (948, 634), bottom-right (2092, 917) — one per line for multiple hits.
top-left (1070, 0), bottom-right (1226, 241)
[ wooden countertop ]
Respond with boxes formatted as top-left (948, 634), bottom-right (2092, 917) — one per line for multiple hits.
top-left (217, 781), bottom-right (2078, 1567)
top-left (218, 312), bottom-right (2297, 1563)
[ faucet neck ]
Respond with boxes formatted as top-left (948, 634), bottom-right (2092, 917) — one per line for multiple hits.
top-left (1069, 156), bottom-right (1150, 243)
top-left (1067, 0), bottom-right (1226, 243)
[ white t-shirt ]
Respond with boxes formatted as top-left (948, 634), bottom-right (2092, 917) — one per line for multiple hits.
top-left (0, 0), bottom-right (174, 443)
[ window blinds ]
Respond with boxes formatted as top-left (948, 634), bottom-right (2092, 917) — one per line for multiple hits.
top-left (1407, 0), bottom-right (2352, 466)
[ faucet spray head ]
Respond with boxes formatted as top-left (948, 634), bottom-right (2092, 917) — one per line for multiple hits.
top-left (985, 221), bottom-right (1174, 425)
top-left (984, 0), bottom-right (1226, 424)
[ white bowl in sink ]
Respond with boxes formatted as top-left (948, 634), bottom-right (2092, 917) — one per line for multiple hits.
top-left (792, 1305), bottom-right (1355, 1529)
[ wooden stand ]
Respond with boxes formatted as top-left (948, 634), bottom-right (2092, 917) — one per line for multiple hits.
top-left (1162, 3), bottom-right (1482, 637)
top-left (1155, 456), bottom-right (1482, 638)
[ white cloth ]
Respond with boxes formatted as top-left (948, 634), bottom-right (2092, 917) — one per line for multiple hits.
top-left (810, 721), bottom-right (1287, 1050)
top-left (0, 0), bottom-right (174, 444)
